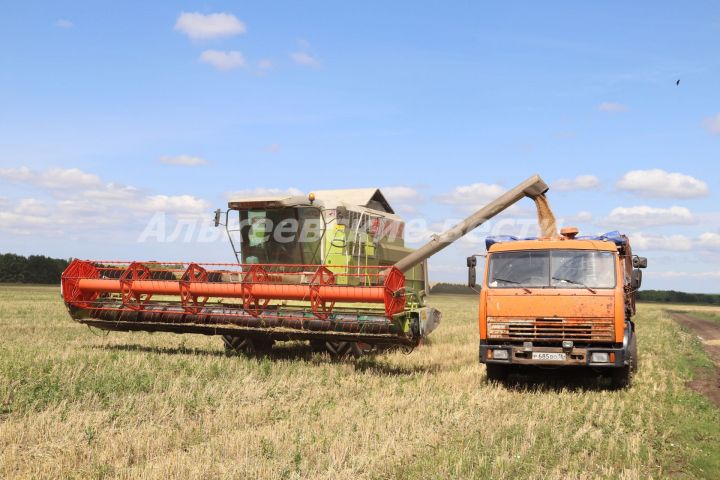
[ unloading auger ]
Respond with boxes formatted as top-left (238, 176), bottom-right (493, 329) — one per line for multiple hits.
top-left (61, 174), bottom-right (549, 358)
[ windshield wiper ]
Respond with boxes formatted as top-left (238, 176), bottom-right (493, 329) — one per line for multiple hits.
top-left (552, 276), bottom-right (596, 294)
top-left (494, 278), bottom-right (531, 294)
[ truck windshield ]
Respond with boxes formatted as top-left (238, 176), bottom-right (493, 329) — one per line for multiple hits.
top-left (488, 250), bottom-right (615, 289)
top-left (238, 207), bottom-right (323, 264)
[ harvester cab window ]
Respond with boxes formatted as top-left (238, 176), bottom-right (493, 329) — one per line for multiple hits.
top-left (238, 207), bottom-right (323, 265)
top-left (488, 249), bottom-right (616, 289)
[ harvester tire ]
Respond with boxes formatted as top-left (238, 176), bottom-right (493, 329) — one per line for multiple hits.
top-left (485, 364), bottom-right (509, 382)
top-left (222, 335), bottom-right (274, 357)
top-left (324, 341), bottom-right (375, 360)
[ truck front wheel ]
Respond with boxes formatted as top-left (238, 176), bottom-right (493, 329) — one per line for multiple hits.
top-left (486, 363), bottom-right (509, 382)
top-left (610, 331), bottom-right (638, 389)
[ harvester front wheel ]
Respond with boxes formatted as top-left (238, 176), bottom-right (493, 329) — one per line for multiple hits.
top-left (222, 335), bottom-right (274, 357)
top-left (324, 341), bottom-right (374, 360)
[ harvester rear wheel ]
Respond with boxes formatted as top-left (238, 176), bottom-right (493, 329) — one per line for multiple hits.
top-left (222, 335), bottom-right (274, 357)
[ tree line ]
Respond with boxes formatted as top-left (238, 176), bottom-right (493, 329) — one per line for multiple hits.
top-left (635, 289), bottom-right (720, 305)
top-left (0, 253), bottom-right (70, 284)
top-left (429, 282), bottom-right (720, 305)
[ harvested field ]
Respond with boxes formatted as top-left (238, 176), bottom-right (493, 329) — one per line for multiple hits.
top-left (1, 285), bottom-right (719, 479)
top-left (671, 312), bottom-right (720, 408)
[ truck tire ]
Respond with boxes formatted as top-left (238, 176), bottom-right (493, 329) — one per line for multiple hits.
top-left (610, 366), bottom-right (630, 389)
top-left (486, 364), bottom-right (509, 382)
top-left (610, 331), bottom-right (637, 389)
top-left (630, 332), bottom-right (638, 372)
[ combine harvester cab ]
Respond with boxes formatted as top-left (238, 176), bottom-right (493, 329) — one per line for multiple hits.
top-left (62, 175), bottom-right (549, 359)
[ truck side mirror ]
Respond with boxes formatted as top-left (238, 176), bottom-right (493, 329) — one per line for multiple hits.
top-left (633, 256), bottom-right (648, 269)
top-left (213, 209), bottom-right (222, 227)
top-left (631, 269), bottom-right (642, 289)
top-left (467, 256), bottom-right (477, 288)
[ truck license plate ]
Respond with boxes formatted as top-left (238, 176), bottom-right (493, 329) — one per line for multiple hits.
top-left (531, 352), bottom-right (566, 361)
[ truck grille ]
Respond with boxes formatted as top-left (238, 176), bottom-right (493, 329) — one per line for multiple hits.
top-left (488, 318), bottom-right (614, 342)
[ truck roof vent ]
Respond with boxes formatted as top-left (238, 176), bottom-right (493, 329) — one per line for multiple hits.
top-left (560, 226), bottom-right (579, 239)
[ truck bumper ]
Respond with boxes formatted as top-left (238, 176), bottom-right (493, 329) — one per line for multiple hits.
top-left (479, 341), bottom-right (628, 368)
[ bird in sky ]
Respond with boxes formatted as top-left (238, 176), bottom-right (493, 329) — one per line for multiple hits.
top-left (676, 79), bottom-right (681, 86)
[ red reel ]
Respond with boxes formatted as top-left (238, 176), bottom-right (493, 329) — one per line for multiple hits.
top-left (383, 267), bottom-right (406, 318)
top-left (61, 260), bottom-right (100, 308)
top-left (120, 262), bottom-right (153, 311)
top-left (180, 263), bottom-right (209, 314)
top-left (242, 265), bottom-right (271, 317)
top-left (310, 266), bottom-right (336, 320)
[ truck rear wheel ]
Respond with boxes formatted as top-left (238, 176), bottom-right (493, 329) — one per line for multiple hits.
top-left (486, 363), bottom-right (509, 382)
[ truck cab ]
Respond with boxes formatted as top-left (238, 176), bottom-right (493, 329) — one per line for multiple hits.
top-left (470, 228), bottom-right (647, 388)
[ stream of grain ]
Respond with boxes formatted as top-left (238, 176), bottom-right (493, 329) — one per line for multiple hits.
top-left (533, 194), bottom-right (559, 238)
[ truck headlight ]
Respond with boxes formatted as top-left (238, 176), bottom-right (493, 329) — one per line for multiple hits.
top-left (492, 349), bottom-right (509, 360)
top-left (590, 352), bottom-right (609, 363)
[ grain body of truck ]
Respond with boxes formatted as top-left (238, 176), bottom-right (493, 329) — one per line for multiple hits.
top-left (468, 228), bottom-right (647, 388)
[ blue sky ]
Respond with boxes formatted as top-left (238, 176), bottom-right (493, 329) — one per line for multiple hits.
top-left (0, 1), bottom-right (719, 291)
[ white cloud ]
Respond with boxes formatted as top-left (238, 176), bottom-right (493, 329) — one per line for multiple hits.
top-left (0, 167), bottom-right (212, 236)
top-left (703, 113), bottom-right (720, 135)
top-left (55, 19), bottom-right (74, 29)
top-left (438, 183), bottom-right (506, 208)
top-left (159, 154), bottom-right (208, 166)
top-left (598, 102), bottom-right (628, 113)
top-left (616, 169), bottom-right (708, 198)
top-left (140, 195), bottom-right (209, 215)
top-left (565, 210), bottom-right (593, 223)
top-left (0, 167), bottom-right (102, 190)
top-left (552, 175), bottom-right (600, 191)
top-left (14, 198), bottom-right (50, 216)
top-left (258, 59), bottom-right (272, 70)
top-left (200, 50), bottom-right (245, 71)
top-left (80, 183), bottom-right (138, 202)
top-left (174, 12), bottom-right (246, 40)
top-left (226, 187), bottom-right (304, 201)
top-left (261, 143), bottom-right (281, 153)
top-left (698, 232), bottom-right (720, 249)
top-left (382, 186), bottom-right (423, 202)
top-left (629, 232), bottom-right (692, 251)
top-left (602, 205), bottom-right (695, 228)
top-left (290, 52), bottom-right (320, 67)
top-left (381, 186), bottom-right (424, 215)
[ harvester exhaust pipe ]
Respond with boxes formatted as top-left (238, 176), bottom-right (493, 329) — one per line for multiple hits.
top-left (393, 174), bottom-right (549, 273)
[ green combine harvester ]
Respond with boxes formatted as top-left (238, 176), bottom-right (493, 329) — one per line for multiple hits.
top-left (61, 176), bottom-right (548, 358)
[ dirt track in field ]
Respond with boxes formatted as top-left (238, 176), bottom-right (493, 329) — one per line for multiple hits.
top-left (671, 312), bottom-right (720, 407)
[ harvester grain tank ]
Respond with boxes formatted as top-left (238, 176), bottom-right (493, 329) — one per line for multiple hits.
top-left (468, 227), bottom-right (647, 388)
top-left (61, 175), bottom-right (549, 358)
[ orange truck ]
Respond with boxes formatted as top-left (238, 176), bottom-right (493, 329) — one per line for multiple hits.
top-left (467, 227), bottom-right (647, 388)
